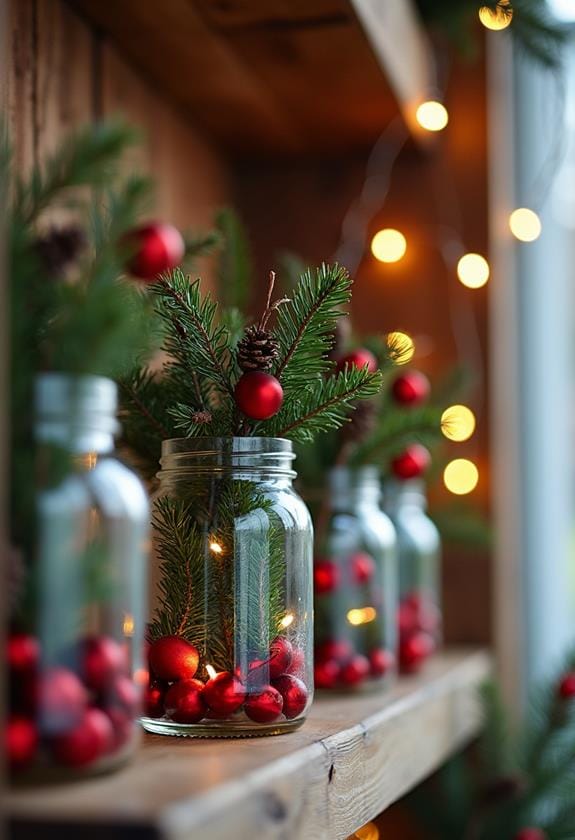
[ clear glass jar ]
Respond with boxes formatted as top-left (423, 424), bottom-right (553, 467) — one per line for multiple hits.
top-left (383, 479), bottom-right (442, 674)
top-left (8, 375), bottom-right (149, 783)
top-left (141, 437), bottom-right (314, 738)
top-left (313, 466), bottom-right (398, 692)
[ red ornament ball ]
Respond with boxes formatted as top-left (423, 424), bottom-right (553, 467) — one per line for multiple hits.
top-left (315, 639), bottom-right (353, 664)
top-left (314, 559), bottom-right (341, 594)
top-left (234, 371), bottom-right (283, 420)
top-left (125, 222), bottom-right (185, 280)
top-left (514, 830), bottom-right (547, 840)
top-left (52, 708), bottom-right (114, 767)
top-left (38, 667), bottom-right (88, 734)
top-left (164, 679), bottom-right (206, 724)
top-left (244, 686), bottom-right (284, 723)
top-left (8, 633), bottom-right (39, 675)
top-left (558, 672), bottom-right (575, 700)
top-left (149, 635), bottom-right (199, 682)
top-left (391, 444), bottom-right (431, 480)
top-left (399, 632), bottom-right (435, 673)
top-left (391, 371), bottom-right (430, 406)
top-left (351, 552), bottom-right (376, 584)
top-left (337, 348), bottom-right (378, 374)
top-left (268, 636), bottom-right (293, 679)
top-left (204, 672), bottom-right (246, 716)
top-left (368, 648), bottom-right (395, 678)
top-left (340, 654), bottom-right (370, 687)
top-left (107, 675), bottom-right (139, 715)
top-left (145, 680), bottom-right (166, 718)
top-left (272, 674), bottom-right (308, 719)
top-left (314, 659), bottom-right (341, 690)
top-left (82, 636), bottom-right (126, 691)
top-left (7, 716), bottom-right (38, 769)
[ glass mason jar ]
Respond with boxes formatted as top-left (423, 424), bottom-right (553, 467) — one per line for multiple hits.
top-left (141, 437), bottom-right (314, 738)
top-left (8, 375), bottom-right (149, 784)
top-left (383, 479), bottom-right (442, 674)
top-left (313, 466), bottom-right (398, 692)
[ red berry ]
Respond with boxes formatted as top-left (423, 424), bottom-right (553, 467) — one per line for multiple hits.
top-left (351, 552), bottom-right (376, 584)
top-left (368, 648), bottom-right (395, 677)
top-left (125, 222), bottom-right (185, 280)
top-left (558, 672), bottom-right (575, 699)
top-left (398, 600), bottom-right (419, 637)
top-left (7, 716), bottom-right (38, 769)
top-left (314, 659), bottom-right (340, 689)
top-left (51, 708), bottom-right (114, 767)
top-left (391, 444), bottom-right (431, 480)
top-left (340, 654), bottom-right (370, 686)
top-left (38, 667), bottom-right (88, 734)
top-left (399, 632), bottom-right (435, 673)
top-left (272, 674), bottom-right (308, 719)
top-left (204, 672), bottom-right (246, 716)
top-left (514, 829), bottom-right (547, 840)
top-left (149, 636), bottom-right (199, 681)
top-left (82, 636), bottom-right (126, 691)
top-left (315, 639), bottom-right (353, 663)
top-left (8, 634), bottom-right (39, 674)
top-left (269, 636), bottom-right (293, 679)
top-left (244, 686), bottom-right (284, 723)
top-left (314, 559), bottom-right (341, 594)
top-left (337, 349), bottom-right (378, 373)
top-left (234, 371), bottom-right (283, 421)
top-left (164, 679), bottom-right (207, 724)
top-left (392, 371), bottom-right (430, 406)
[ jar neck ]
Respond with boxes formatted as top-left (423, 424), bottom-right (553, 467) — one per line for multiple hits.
top-left (383, 479), bottom-right (428, 513)
top-left (328, 465), bottom-right (381, 511)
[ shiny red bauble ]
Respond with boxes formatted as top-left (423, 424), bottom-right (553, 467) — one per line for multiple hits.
top-left (51, 708), bottom-right (114, 767)
top-left (340, 654), bottom-right (370, 686)
top-left (82, 636), bottom-right (126, 691)
top-left (315, 639), bottom-right (353, 663)
top-left (337, 348), bottom-right (378, 373)
top-left (351, 552), bottom-right (376, 584)
top-left (149, 636), bottom-right (199, 681)
top-left (391, 371), bottom-right (430, 406)
top-left (391, 444), bottom-right (431, 480)
top-left (8, 633), bottom-right (39, 674)
top-left (368, 648), bottom-right (395, 678)
top-left (268, 636), bottom-right (293, 679)
top-left (164, 679), bottom-right (207, 724)
top-left (514, 829), bottom-right (547, 840)
top-left (125, 222), bottom-right (185, 280)
top-left (314, 559), bottom-right (341, 594)
top-left (399, 632), bottom-right (435, 673)
top-left (558, 672), bottom-right (575, 699)
top-left (314, 659), bottom-right (341, 689)
top-left (203, 672), bottom-right (246, 716)
top-left (272, 674), bottom-right (308, 719)
top-left (145, 681), bottom-right (166, 718)
top-left (234, 371), bottom-right (284, 421)
top-left (244, 686), bottom-right (284, 723)
top-left (7, 716), bottom-right (38, 769)
top-left (39, 667), bottom-right (88, 733)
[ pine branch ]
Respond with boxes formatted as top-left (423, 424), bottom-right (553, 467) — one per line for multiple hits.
top-left (349, 404), bottom-right (443, 467)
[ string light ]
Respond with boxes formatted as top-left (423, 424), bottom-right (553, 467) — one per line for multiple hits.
top-left (416, 100), bottom-right (449, 132)
top-left (441, 405), bottom-right (476, 442)
top-left (353, 823), bottom-right (380, 840)
top-left (206, 664), bottom-right (217, 679)
top-left (479, 1), bottom-right (513, 30)
top-left (444, 459), bottom-right (479, 495)
top-left (279, 613), bottom-right (294, 629)
top-left (122, 613), bottom-right (135, 637)
top-left (347, 607), bottom-right (377, 626)
top-left (371, 228), bottom-right (407, 263)
top-left (387, 331), bottom-right (415, 365)
top-left (209, 540), bottom-right (223, 554)
top-left (509, 208), bottom-right (542, 242)
top-left (457, 253), bottom-right (490, 289)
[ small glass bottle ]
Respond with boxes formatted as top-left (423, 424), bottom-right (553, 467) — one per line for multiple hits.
top-left (383, 479), bottom-right (442, 674)
top-left (8, 375), bottom-right (149, 783)
top-left (313, 466), bottom-right (397, 692)
top-left (141, 437), bottom-right (314, 738)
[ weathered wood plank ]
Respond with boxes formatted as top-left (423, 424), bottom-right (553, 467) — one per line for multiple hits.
top-left (7, 0), bottom-right (35, 174)
top-left (8, 649), bottom-right (491, 840)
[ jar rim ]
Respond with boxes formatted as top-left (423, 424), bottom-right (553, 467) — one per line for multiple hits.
top-left (158, 436), bottom-right (297, 477)
top-left (161, 436), bottom-right (294, 456)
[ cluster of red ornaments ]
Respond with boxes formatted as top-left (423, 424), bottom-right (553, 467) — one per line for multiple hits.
top-left (314, 640), bottom-right (395, 690)
top-left (388, 370), bottom-right (432, 480)
top-left (8, 633), bottom-right (138, 772)
top-left (145, 634), bottom-right (309, 726)
top-left (398, 591), bottom-right (441, 674)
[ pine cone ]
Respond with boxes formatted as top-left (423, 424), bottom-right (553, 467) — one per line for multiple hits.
top-left (237, 326), bottom-right (279, 372)
top-left (34, 225), bottom-right (87, 277)
top-left (340, 400), bottom-right (377, 444)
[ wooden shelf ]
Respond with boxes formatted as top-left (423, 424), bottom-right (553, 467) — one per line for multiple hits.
top-left (8, 648), bottom-right (491, 840)
top-left (69, 0), bottom-right (434, 157)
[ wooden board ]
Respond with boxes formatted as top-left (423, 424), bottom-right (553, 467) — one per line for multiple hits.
top-left (8, 649), bottom-right (491, 840)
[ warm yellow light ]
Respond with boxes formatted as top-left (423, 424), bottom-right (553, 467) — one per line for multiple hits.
top-left (509, 208), bottom-right (542, 242)
top-left (280, 613), bottom-right (294, 629)
top-left (441, 405), bottom-right (476, 442)
top-left (387, 331), bottom-right (415, 365)
top-left (371, 228), bottom-right (407, 263)
top-left (416, 100), bottom-right (449, 132)
top-left (347, 607), bottom-right (377, 626)
top-left (122, 613), bottom-right (135, 637)
top-left (353, 824), bottom-right (380, 840)
top-left (457, 253), bottom-right (490, 289)
top-left (479, 1), bottom-right (513, 30)
top-left (444, 459), bottom-right (479, 495)
top-left (209, 540), bottom-right (223, 554)
top-left (206, 664), bottom-right (217, 680)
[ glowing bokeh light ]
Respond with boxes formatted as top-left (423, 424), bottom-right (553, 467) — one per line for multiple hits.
top-left (457, 253), bottom-right (490, 289)
top-left (387, 331), bottom-right (415, 365)
top-left (371, 228), bottom-right (407, 263)
top-left (444, 459), bottom-right (479, 495)
top-left (479, 1), bottom-right (513, 30)
top-left (354, 823), bottom-right (380, 840)
top-left (441, 405), bottom-right (476, 442)
top-left (416, 100), bottom-right (449, 132)
top-left (509, 208), bottom-right (542, 242)
top-left (347, 607), bottom-right (377, 626)
top-left (209, 540), bottom-right (223, 554)
top-left (280, 613), bottom-right (294, 629)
